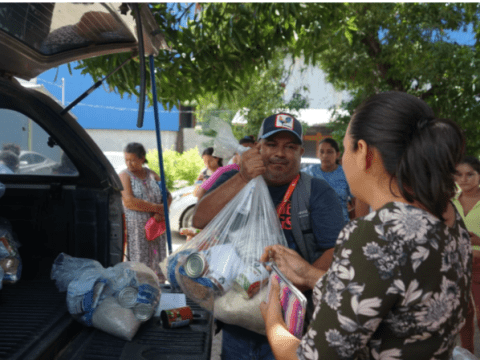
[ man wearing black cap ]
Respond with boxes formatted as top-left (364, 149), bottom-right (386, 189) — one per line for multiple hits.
top-left (193, 113), bottom-right (345, 360)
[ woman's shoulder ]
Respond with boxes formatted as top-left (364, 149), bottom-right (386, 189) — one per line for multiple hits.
top-left (146, 168), bottom-right (160, 180)
top-left (119, 169), bottom-right (131, 178)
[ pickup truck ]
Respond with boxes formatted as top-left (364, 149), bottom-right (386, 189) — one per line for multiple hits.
top-left (0, 3), bottom-right (212, 359)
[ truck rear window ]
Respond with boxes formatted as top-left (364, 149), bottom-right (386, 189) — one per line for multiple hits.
top-left (0, 108), bottom-right (78, 176)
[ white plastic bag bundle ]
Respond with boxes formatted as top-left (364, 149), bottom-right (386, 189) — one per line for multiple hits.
top-left (51, 253), bottom-right (161, 341)
top-left (451, 347), bottom-right (480, 360)
top-left (161, 175), bottom-right (288, 332)
top-left (209, 118), bottom-right (249, 160)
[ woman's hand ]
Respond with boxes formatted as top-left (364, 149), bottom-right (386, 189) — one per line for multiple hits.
top-left (261, 279), bottom-right (302, 360)
top-left (260, 245), bottom-right (316, 290)
top-left (260, 277), bottom-right (286, 330)
top-left (154, 213), bottom-right (164, 223)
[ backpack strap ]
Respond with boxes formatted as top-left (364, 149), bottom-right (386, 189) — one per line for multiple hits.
top-left (290, 172), bottom-right (314, 264)
top-left (290, 172), bottom-right (317, 332)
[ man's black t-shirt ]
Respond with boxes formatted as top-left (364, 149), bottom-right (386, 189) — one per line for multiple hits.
top-left (207, 170), bottom-right (345, 255)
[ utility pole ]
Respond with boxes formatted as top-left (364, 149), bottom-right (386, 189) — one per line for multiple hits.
top-left (62, 77), bottom-right (65, 106)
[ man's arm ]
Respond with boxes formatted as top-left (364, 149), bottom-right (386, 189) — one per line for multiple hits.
top-left (192, 172), bottom-right (248, 228)
top-left (296, 248), bottom-right (332, 291)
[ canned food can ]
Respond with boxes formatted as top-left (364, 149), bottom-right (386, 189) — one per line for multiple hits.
top-left (184, 252), bottom-right (208, 278)
top-left (117, 286), bottom-right (138, 308)
top-left (233, 262), bottom-right (269, 299)
top-left (161, 306), bottom-right (193, 329)
top-left (133, 303), bottom-right (154, 321)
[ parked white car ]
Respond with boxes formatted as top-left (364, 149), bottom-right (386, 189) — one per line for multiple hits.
top-left (168, 156), bottom-right (321, 233)
top-left (18, 150), bottom-right (57, 175)
top-left (169, 184), bottom-right (197, 232)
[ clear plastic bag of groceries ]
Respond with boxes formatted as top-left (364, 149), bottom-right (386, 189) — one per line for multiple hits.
top-left (51, 253), bottom-right (161, 341)
top-left (161, 174), bottom-right (288, 333)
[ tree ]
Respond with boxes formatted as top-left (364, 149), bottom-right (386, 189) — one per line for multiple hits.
top-left (75, 3), bottom-right (350, 109)
top-left (312, 3), bottom-right (480, 155)
top-left (194, 52), bottom-right (310, 139)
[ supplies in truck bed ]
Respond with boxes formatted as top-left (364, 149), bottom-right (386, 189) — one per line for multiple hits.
top-left (51, 253), bottom-right (161, 340)
top-left (0, 217), bottom-right (22, 289)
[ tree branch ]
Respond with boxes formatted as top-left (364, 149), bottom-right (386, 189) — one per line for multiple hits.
top-left (360, 34), bottom-right (404, 91)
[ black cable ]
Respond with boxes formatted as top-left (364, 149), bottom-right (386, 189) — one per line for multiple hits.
top-left (60, 55), bottom-right (134, 116)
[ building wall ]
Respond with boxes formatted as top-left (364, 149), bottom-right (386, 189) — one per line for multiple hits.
top-left (183, 128), bottom-right (215, 154)
top-left (84, 128), bottom-right (214, 156)
top-left (85, 129), bottom-right (177, 153)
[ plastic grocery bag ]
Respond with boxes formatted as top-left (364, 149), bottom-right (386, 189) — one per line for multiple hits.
top-left (0, 217), bottom-right (22, 285)
top-left (209, 118), bottom-right (249, 160)
top-left (451, 347), bottom-right (480, 360)
top-left (51, 253), bottom-right (161, 341)
top-left (160, 175), bottom-right (288, 333)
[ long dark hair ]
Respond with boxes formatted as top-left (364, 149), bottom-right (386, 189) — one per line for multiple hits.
top-left (350, 91), bottom-right (464, 220)
top-left (124, 142), bottom-right (148, 163)
top-left (202, 147), bottom-right (223, 167)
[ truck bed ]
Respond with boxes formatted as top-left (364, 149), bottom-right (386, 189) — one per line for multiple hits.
top-left (0, 280), bottom-right (213, 360)
top-left (56, 285), bottom-right (213, 360)
top-left (0, 277), bottom-right (82, 360)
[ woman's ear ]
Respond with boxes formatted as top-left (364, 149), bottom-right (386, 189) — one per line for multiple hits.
top-left (355, 140), bottom-right (369, 172)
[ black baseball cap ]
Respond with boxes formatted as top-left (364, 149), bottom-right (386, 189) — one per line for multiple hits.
top-left (257, 113), bottom-right (303, 144)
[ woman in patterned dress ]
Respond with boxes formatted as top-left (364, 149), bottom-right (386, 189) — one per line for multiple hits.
top-left (119, 143), bottom-right (172, 282)
top-left (260, 91), bottom-right (470, 360)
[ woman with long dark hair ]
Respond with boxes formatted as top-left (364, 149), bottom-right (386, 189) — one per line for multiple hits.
top-left (260, 91), bottom-right (470, 360)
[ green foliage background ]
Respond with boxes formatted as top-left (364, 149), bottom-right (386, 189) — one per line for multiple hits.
top-left (317, 3), bottom-right (480, 156)
top-left (146, 147), bottom-right (204, 190)
top-left (74, 3), bottom-right (480, 155)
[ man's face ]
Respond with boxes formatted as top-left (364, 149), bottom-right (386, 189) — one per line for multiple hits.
top-left (260, 132), bottom-right (304, 186)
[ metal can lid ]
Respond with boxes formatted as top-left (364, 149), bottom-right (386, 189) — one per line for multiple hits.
top-left (184, 253), bottom-right (206, 278)
top-left (117, 286), bottom-right (138, 308)
top-left (133, 303), bottom-right (154, 321)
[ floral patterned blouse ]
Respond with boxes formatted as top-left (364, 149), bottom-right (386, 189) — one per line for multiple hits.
top-left (298, 202), bottom-right (471, 360)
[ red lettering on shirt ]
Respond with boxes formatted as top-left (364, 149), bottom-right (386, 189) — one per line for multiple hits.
top-left (279, 201), bottom-right (292, 230)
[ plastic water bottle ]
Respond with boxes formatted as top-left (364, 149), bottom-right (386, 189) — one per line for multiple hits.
top-left (132, 271), bottom-right (160, 321)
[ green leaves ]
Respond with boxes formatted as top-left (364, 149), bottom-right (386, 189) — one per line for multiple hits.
top-left (74, 3), bottom-right (354, 109)
top-left (324, 3), bottom-right (480, 156)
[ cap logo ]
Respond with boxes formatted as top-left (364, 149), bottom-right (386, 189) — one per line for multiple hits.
top-left (275, 114), bottom-right (294, 130)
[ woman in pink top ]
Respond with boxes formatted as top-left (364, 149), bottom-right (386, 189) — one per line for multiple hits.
top-left (194, 162), bottom-right (240, 199)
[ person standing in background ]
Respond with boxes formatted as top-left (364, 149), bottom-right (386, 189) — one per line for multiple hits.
top-left (302, 138), bottom-right (368, 222)
top-left (455, 156), bottom-right (480, 354)
top-left (194, 147), bottom-right (223, 197)
top-left (119, 142), bottom-right (172, 282)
